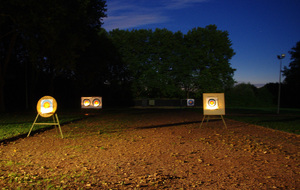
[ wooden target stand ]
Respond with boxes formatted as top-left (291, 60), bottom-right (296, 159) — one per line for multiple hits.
top-left (27, 96), bottom-right (63, 138)
top-left (200, 93), bottom-right (227, 129)
top-left (200, 115), bottom-right (227, 129)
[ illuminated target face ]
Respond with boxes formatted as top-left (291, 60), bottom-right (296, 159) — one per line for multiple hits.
top-left (81, 97), bottom-right (102, 109)
top-left (203, 93), bottom-right (225, 115)
top-left (208, 99), bottom-right (216, 107)
top-left (36, 96), bottom-right (57, 117)
top-left (206, 97), bottom-right (219, 110)
top-left (41, 99), bottom-right (53, 113)
top-left (83, 99), bottom-right (91, 107)
top-left (93, 99), bottom-right (101, 107)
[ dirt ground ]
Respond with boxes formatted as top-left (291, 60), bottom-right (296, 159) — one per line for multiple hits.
top-left (0, 109), bottom-right (299, 189)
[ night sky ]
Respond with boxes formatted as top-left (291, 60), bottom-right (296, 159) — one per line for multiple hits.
top-left (103, 0), bottom-right (300, 86)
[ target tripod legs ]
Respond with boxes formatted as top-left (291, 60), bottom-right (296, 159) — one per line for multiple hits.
top-left (221, 115), bottom-right (227, 129)
top-left (27, 114), bottom-right (39, 137)
top-left (55, 114), bottom-right (64, 138)
top-left (200, 115), bottom-right (206, 128)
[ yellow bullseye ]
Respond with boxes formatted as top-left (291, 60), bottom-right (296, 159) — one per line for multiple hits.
top-left (43, 102), bottom-right (50, 108)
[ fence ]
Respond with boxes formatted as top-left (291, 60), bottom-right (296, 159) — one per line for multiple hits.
top-left (134, 99), bottom-right (203, 107)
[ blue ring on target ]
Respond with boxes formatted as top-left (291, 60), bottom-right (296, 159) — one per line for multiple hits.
top-left (208, 99), bottom-right (216, 107)
top-left (41, 99), bottom-right (54, 113)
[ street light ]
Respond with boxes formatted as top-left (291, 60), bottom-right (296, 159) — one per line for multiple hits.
top-left (277, 54), bottom-right (285, 114)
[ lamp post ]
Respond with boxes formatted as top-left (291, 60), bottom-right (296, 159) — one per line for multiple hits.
top-left (277, 54), bottom-right (285, 114)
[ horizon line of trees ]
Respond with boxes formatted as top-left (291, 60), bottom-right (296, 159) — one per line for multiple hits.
top-left (108, 25), bottom-right (236, 99)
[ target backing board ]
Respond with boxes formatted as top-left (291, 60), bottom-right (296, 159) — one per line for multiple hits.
top-left (149, 100), bottom-right (155, 106)
top-left (203, 93), bottom-right (225, 115)
top-left (81, 97), bottom-right (102, 109)
top-left (187, 99), bottom-right (195, 106)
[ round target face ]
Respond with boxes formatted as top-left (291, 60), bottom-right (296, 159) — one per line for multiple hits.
top-left (36, 96), bottom-right (57, 117)
top-left (83, 99), bottom-right (91, 107)
top-left (93, 99), bottom-right (101, 107)
top-left (187, 99), bottom-right (195, 106)
top-left (208, 99), bottom-right (216, 107)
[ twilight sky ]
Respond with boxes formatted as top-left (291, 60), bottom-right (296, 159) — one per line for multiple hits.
top-left (102, 0), bottom-right (300, 86)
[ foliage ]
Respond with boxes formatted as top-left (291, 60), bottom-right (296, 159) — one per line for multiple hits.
top-left (226, 83), bottom-right (274, 107)
top-left (0, 113), bottom-right (85, 140)
top-left (183, 25), bottom-right (236, 97)
top-left (283, 41), bottom-right (300, 86)
top-left (281, 41), bottom-right (300, 107)
top-left (0, 0), bottom-right (107, 111)
top-left (227, 107), bottom-right (300, 134)
top-left (109, 25), bottom-right (236, 99)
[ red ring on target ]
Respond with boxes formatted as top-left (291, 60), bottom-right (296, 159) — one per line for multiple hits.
top-left (208, 99), bottom-right (216, 107)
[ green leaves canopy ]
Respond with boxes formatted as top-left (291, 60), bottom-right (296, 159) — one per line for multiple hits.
top-left (283, 41), bottom-right (300, 86)
top-left (109, 25), bottom-right (236, 99)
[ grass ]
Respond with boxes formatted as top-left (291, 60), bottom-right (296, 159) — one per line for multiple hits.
top-left (0, 107), bottom-right (299, 141)
top-left (0, 112), bottom-right (85, 141)
top-left (226, 107), bottom-right (300, 134)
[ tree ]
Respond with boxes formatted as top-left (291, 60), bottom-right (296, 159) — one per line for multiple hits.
top-left (109, 25), bottom-right (236, 99)
top-left (0, 0), bottom-right (107, 111)
top-left (226, 83), bottom-right (274, 107)
top-left (282, 41), bottom-right (300, 107)
top-left (182, 25), bottom-right (236, 97)
top-left (283, 41), bottom-right (300, 86)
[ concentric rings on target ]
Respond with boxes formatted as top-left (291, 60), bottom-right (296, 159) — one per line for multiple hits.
top-left (36, 96), bottom-right (57, 117)
top-left (208, 98), bottom-right (216, 107)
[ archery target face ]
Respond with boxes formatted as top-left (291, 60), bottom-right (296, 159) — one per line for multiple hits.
top-left (83, 99), bottom-right (91, 107)
top-left (203, 93), bottom-right (225, 115)
top-left (41, 99), bottom-right (54, 113)
top-left (187, 99), bottom-right (195, 106)
top-left (36, 96), bottom-right (57, 117)
top-left (93, 99), bottom-right (101, 107)
top-left (206, 97), bottom-right (218, 110)
top-left (81, 97), bottom-right (102, 109)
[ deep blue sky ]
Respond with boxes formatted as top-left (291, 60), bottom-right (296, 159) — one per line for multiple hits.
top-left (102, 0), bottom-right (300, 86)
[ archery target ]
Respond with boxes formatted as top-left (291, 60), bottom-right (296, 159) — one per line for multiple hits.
top-left (187, 99), bottom-right (195, 106)
top-left (36, 96), bottom-right (57, 117)
top-left (203, 93), bottom-right (225, 115)
top-left (81, 97), bottom-right (102, 109)
top-left (149, 100), bottom-right (155, 106)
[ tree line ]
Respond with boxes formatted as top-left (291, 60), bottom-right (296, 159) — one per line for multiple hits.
top-left (1, 0), bottom-right (299, 111)
top-left (227, 41), bottom-right (300, 108)
top-left (108, 26), bottom-right (236, 99)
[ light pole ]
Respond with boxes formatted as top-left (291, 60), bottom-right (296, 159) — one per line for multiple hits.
top-left (277, 54), bottom-right (285, 114)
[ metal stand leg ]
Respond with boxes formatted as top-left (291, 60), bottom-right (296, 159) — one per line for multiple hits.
top-left (27, 113), bottom-right (63, 138)
top-left (55, 114), bottom-right (64, 138)
top-left (221, 115), bottom-right (227, 129)
top-left (200, 115), bottom-right (227, 129)
top-left (27, 114), bottom-right (39, 137)
top-left (200, 115), bottom-right (206, 128)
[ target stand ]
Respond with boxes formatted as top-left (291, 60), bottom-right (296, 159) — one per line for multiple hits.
top-left (200, 115), bottom-right (227, 129)
top-left (200, 93), bottom-right (227, 129)
top-left (27, 96), bottom-right (63, 138)
top-left (27, 113), bottom-right (63, 138)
